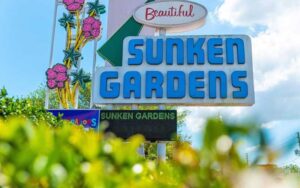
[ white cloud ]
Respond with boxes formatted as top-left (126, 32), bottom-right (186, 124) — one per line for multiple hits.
top-left (217, 0), bottom-right (300, 86)
top-left (245, 145), bottom-right (259, 153)
top-left (262, 121), bottom-right (277, 130)
top-left (184, 112), bottom-right (206, 133)
top-left (262, 119), bottom-right (300, 130)
top-left (181, 106), bottom-right (254, 134)
top-left (183, 0), bottom-right (300, 133)
top-left (216, 0), bottom-right (299, 27)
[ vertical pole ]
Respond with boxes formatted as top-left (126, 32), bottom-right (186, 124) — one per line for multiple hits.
top-left (132, 104), bottom-right (145, 157)
top-left (138, 143), bottom-right (145, 158)
top-left (157, 28), bottom-right (167, 161)
top-left (246, 153), bottom-right (249, 166)
top-left (295, 132), bottom-right (300, 156)
top-left (74, 63), bottom-right (81, 109)
top-left (90, 40), bottom-right (98, 109)
top-left (297, 132), bottom-right (300, 148)
top-left (157, 104), bottom-right (167, 160)
top-left (45, 0), bottom-right (59, 109)
top-left (158, 28), bottom-right (166, 36)
top-left (157, 142), bottom-right (167, 161)
top-left (74, 4), bottom-right (88, 109)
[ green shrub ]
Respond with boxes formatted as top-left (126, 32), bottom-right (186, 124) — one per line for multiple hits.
top-left (0, 88), bottom-right (299, 187)
top-left (0, 87), bottom-right (62, 127)
top-left (0, 117), bottom-right (299, 188)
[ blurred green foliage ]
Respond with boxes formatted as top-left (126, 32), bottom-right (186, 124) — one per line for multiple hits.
top-left (282, 165), bottom-right (300, 176)
top-left (0, 87), bottom-right (62, 126)
top-left (1, 87), bottom-right (299, 187)
top-left (0, 116), bottom-right (299, 188)
top-left (29, 85), bottom-right (190, 160)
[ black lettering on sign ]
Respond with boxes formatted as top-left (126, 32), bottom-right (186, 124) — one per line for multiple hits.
top-left (100, 110), bottom-right (177, 141)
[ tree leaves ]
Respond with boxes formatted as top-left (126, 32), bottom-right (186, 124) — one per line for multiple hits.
top-left (0, 92), bottom-right (62, 126)
top-left (0, 87), bottom-right (7, 98)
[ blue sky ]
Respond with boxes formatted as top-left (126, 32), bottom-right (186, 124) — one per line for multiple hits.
top-left (0, 0), bottom-right (109, 96)
top-left (0, 0), bottom-right (300, 166)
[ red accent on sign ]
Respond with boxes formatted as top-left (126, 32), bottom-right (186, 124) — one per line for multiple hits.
top-left (145, 4), bottom-right (195, 21)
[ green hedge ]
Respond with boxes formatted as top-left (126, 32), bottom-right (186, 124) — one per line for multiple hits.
top-left (0, 87), bottom-right (62, 127)
top-left (0, 117), bottom-right (299, 188)
top-left (0, 87), bottom-right (299, 187)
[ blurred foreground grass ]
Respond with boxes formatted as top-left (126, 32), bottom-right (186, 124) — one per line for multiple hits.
top-left (0, 117), bottom-right (299, 188)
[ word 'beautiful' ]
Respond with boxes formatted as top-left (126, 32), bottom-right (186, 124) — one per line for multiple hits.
top-left (145, 5), bottom-right (195, 20)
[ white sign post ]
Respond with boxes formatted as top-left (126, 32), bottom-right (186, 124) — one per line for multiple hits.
top-left (157, 28), bottom-right (167, 161)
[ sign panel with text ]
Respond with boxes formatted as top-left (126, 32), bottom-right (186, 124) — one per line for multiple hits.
top-left (101, 110), bottom-right (177, 141)
top-left (133, 0), bottom-right (207, 33)
top-left (93, 35), bottom-right (254, 106)
top-left (48, 110), bottom-right (100, 129)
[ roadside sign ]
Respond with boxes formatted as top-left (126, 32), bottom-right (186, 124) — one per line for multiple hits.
top-left (48, 110), bottom-right (100, 129)
top-left (101, 110), bottom-right (177, 141)
top-left (93, 35), bottom-right (254, 106)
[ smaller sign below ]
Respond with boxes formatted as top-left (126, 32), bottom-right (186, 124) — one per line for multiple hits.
top-left (48, 110), bottom-right (100, 129)
top-left (101, 110), bottom-right (177, 141)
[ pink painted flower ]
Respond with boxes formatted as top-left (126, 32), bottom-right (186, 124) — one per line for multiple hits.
top-left (56, 73), bottom-right (68, 82)
top-left (46, 69), bottom-right (57, 79)
top-left (82, 24), bottom-right (92, 32)
top-left (46, 64), bottom-right (69, 90)
top-left (47, 80), bottom-right (57, 89)
top-left (82, 16), bottom-right (102, 39)
top-left (84, 32), bottom-right (91, 39)
top-left (83, 16), bottom-right (95, 24)
top-left (63, 0), bottom-right (85, 13)
top-left (57, 82), bottom-right (65, 89)
top-left (53, 64), bottom-right (67, 73)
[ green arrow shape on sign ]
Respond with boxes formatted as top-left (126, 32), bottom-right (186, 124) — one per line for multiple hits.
top-left (97, 0), bottom-right (154, 67)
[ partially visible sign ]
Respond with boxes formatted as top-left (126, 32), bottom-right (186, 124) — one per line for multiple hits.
top-left (48, 110), bottom-right (100, 129)
top-left (133, 0), bottom-right (207, 33)
top-left (98, 0), bottom-right (156, 67)
top-left (93, 35), bottom-right (255, 106)
top-left (106, 0), bottom-right (155, 39)
top-left (101, 110), bottom-right (177, 141)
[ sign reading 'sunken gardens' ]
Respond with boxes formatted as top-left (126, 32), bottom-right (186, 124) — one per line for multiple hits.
top-left (93, 35), bottom-right (254, 106)
top-left (101, 110), bottom-right (177, 141)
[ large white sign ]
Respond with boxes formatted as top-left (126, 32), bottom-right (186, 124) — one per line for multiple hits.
top-left (93, 35), bottom-right (255, 106)
top-left (133, 0), bottom-right (207, 33)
